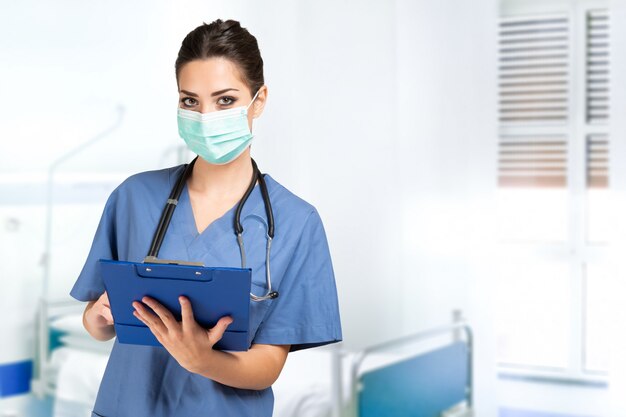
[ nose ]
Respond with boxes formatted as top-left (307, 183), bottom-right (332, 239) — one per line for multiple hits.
top-left (199, 102), bottom-right (219, 114)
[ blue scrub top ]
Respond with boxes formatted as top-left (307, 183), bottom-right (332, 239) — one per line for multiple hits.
top-left (70, 163), bottom-right (342, 417)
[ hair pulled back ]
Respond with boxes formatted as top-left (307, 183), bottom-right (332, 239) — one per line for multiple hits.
top-left (175, 19), bottom-right (264, 96)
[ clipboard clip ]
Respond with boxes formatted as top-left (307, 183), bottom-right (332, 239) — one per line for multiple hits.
top-left (143, 256), bottom-right (205, 267)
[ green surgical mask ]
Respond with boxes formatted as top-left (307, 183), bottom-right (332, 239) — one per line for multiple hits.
top-left (177, 89), bottom-right (260, 165)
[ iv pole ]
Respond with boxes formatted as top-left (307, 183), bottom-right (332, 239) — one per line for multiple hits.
top-left (41, 104), bottom-right (125, 298)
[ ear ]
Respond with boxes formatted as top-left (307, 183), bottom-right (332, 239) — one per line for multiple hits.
top-left (251, 85), bottom-right (268, 119)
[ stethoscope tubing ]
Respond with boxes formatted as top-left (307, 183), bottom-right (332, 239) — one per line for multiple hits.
top-left (146, 156), bottom-right (278, 301)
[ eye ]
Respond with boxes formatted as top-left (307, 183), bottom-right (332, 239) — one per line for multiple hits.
top-left (180, 97), bottom-right (198, 108)
top-left (218, 96), bottom-right (237, 106)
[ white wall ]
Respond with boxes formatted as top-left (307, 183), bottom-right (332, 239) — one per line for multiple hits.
top-left (274, 0), bottom-right (403, 349)
top-left (395, 1), bottom-right (498, 415)
top-left (395, 0), bottom-right (497, 332)
top-left (0, 1), bottom-right (170, 174)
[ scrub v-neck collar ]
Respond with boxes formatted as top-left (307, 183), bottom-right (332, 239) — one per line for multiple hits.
top-left (172, 167), bottom-right (269, 256)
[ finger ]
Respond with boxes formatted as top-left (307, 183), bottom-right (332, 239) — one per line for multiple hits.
top-left (134, 311), bottom-right (163, 340)
top-left (208, 316), bottom-right (234, 345)
top-left (133, 301), bottom-right (167, 334)
top-left (141, 297), bottom-right (177, 330)
top-left (134, 311), bottom-right (164, 341)
top-left (179, 296), bottom-right (197, 332)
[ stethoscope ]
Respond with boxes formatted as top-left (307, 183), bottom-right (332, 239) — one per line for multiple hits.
top-left (143, 156), bottom-right (279, 302)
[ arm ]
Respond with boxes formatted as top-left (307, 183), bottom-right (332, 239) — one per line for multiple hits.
top-left (83, 291), bottom-right (116, 341)
top-left (134, 296), bottom-right (290, 390)
top-left (197, 343), bottom-right (290, 390)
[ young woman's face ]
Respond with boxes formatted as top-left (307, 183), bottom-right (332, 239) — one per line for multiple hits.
top-left (177, 57), bottom-right (266, 131)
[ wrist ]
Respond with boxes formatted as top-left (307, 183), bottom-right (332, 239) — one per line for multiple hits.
top-left (188, 348), bottom-right (218, 376)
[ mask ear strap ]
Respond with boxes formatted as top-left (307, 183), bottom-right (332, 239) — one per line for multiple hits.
top-left (246, 88), bottom-right (262, 110)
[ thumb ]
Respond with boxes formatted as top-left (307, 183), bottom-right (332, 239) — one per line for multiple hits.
top-left (208, 316), bottom-right (234, 345)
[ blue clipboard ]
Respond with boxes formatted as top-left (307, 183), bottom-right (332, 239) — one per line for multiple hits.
top-left (98, 259), bottom-right (252, 351)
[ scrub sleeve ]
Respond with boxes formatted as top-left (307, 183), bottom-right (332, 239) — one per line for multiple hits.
top-left (252, 209), bottom-right (343, 352)
top-left (70, 189), bottom-right (119, 302)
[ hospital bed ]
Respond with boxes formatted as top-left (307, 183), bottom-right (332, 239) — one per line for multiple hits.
top-left (273, 312), bottom-right (473, 417)
top-left (343, 316), bottom-right (473, 417)
top-left (31, 297), bottom-right (113, 416)
top-left (32, 304), bottom-right (472, 417)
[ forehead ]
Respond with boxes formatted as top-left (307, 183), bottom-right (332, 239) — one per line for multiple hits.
top-left (178, 57), bottom-right (248, 93)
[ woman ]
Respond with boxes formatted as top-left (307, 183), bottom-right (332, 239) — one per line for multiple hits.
top-left (71, 19), bottom-right (342, 416)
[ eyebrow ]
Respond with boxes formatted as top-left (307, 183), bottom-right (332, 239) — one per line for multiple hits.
top-left (179, 88), bottom-right (239, 97)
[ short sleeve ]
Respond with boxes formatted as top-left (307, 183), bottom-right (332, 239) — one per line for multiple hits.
top-left (69, 189), bottom-right (119, 302)
top-left (253, 209), bottom-right (343, 352)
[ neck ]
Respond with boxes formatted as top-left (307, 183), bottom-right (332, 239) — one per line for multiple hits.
top-left (188, 149), bottom-right (254, 197)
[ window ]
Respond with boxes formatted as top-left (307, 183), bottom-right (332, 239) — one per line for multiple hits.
top-left (496, 3), bottom-right (610, 380)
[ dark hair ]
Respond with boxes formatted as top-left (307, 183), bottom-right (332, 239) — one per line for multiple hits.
top-left (175, 19), bottom-right (264, 96)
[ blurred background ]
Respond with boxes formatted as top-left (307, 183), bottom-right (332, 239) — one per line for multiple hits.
top-left (1, 0), bottom-right (625, 416)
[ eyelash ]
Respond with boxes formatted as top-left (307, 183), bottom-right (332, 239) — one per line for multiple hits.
top-left (219, 96), bottom-right (236, 105)
top-left (180, 96), bottom-right (237, 108)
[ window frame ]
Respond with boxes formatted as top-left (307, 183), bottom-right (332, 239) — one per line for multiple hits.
top-left (497, 0), bottom-right (610, 383)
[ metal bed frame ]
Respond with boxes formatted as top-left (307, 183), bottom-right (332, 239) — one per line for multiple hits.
top-left (31, 297), bottom-right (92, 398)
top-left (333, 312), bottom-right (473, 417)
top-left (33, 297), bottom-right (472, 417)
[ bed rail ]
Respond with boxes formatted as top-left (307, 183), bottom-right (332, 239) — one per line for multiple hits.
top-left (31, 297), bottom-right (85, 398)
top-left (341, 312), bottom-right (473, 417)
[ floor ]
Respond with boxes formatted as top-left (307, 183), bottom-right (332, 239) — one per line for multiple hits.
top-left (500, 409), bottom-right (598, 417)
top-left (0, 381), bottom-right (606, 417)
top-left (496, 375), bottom-right (608, 417)
top-left (0, 395), bottom-right (52, 417)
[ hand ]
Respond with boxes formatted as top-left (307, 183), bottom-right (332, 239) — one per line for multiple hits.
top-left (90, 291), bottom-right (114, 327)
top-left (133, 296), bottom-right (233, 374)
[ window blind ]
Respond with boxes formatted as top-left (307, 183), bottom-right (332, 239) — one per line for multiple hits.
top-left (499, 15), bottom-right (570, 124)
top-left (586, 10), bottom-right (609, 125)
